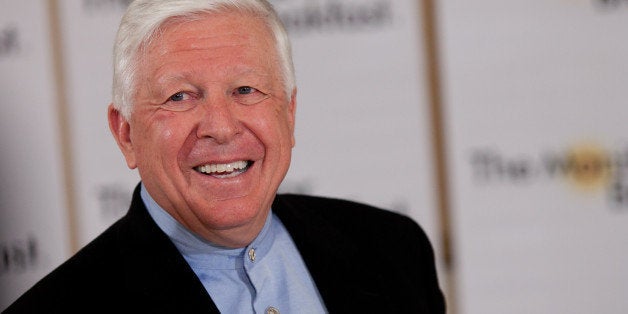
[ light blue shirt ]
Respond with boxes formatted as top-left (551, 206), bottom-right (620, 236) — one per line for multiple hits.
top-left (141, 185), bottom-right (327, 313)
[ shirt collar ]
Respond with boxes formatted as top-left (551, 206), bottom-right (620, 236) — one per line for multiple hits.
top-left (140, 183), bottom-right (276, 270)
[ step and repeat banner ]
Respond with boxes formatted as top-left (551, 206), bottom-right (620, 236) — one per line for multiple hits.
top-left (438, 0), bottom-right (628, 313)
top-left (3, 0), bottom-right (628, 312)
top-left (275, 0), bottom-right (440, 260)
top-left (0, 0), bottom-right (441, 310)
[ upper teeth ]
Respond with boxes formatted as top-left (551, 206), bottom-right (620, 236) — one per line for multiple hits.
top-left (196, 160), bottom-right (248, 174)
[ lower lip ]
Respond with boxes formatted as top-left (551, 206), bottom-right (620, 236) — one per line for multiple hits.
top-left (190, 161), bottom-right (257, 201)
top-left (205, 168), bottom-right (247, 179)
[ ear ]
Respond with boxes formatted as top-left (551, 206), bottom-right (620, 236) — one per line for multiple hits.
top-left (108, 104), bottom-right (137, 169)
top-left (288, 88), bottom-right (297, 147)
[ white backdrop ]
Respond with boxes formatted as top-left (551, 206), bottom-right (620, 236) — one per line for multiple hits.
top-left (58, 0), bottom-right (140, 247)
top-left (275, 0), bottom-right (440, 268)
top-left (438, 0), bottom-right (628, 313)
top-left (0, 1), bottom-right (69, 308)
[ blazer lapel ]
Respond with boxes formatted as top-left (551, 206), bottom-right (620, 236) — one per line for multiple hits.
top-left (117, 185), bottom-right (221, 313)
top-left (273, 194), bottom-right (390, 312)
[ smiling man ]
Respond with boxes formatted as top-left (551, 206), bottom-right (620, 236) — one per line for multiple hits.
top-left (109, 7), bottom-right (296, 250)
top-left (4, 1), bottom-right (445, 313)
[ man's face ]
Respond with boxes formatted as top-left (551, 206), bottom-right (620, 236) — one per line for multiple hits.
top-left (109, 12), bottom-right (296, 247)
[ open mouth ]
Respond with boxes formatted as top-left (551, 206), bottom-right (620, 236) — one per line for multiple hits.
top-left (194, 160), bottom-right (253, 178)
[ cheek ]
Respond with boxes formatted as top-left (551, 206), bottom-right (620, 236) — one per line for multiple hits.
top-left (160, 128), bottom-right (175, 143)
top-left (133, 115), bottom-right (190, 164)
top-left (257, 107), bottom-right (295, 163)
top-left (248, 108), bottom-right (291, 145)
top-left (274, 106), bottom-right (296, 142)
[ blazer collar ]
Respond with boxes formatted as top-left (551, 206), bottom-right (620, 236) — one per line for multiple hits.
top-left (118, 184), bottom-right (220, 313)
top-left (272, 194), bottom-right (390, 312)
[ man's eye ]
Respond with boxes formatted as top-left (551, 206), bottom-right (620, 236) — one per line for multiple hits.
top-left (232, 86), bottom-right (269, 105)
top-left (236, 86), bottom-right (255, 95)
top-left (161, 91), bottom-right (195, 112)
top-left (169, 92), bottom-right (186, 101)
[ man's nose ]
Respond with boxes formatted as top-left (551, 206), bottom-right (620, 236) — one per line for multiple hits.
top-left (196, 96), bottom-right (241, 143)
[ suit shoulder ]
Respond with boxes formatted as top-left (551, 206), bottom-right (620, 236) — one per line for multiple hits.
top-left (4, 216), bottom-right (131, 312)
top-left (272, 193), bottom-right (445, 312)
top-left (275, 193), bottom-right (413, 218)
top-left (273, 193), bottom-right (425, 238)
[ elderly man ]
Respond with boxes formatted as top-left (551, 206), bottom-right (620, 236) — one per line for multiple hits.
top-left (4, 0), bottom-right (445, 313)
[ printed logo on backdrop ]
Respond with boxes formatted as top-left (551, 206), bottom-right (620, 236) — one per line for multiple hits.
top-left (83, 0), bottom-right (394, 33)
top-left (593, 0), bottom-right (628, 8)
top-left (83, 0), bottom-right (131, 14)
top-left (594, 0), bottom-right (628, 10)
top-left (470, 142), bottom-right (628, 210)
top-left (97, 183), bottom-right (132, 220)
top-left (0, 25), bottom-right (20, 58)
top-left (0, 236), bottom-right (41, 277)
top-left (271, 0), bottom-right (393, 36)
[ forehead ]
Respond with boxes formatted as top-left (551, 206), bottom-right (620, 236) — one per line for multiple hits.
top-left (157, 11), bottom-right (269, 47)
top-left (141, 11), bottom-right (279, 79)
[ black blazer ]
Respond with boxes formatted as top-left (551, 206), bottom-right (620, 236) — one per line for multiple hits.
top-left (4, 185), bottom-right (445, 313)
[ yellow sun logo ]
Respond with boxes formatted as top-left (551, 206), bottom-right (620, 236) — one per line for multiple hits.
top-left (566, 143), bottom-right (613, 192)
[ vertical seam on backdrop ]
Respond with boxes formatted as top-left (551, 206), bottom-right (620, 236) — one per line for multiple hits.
top-left (420, 0), bottom-right (457, 312)
top-left (47, 0), bottom-right (80, 254)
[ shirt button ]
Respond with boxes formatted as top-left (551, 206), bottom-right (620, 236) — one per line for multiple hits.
top-left (266, 306), bottom-right (280, 314)
top-left (248, 248), bottom-right (256, 262)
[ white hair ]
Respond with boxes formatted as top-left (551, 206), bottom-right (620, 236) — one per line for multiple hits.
top-left (111, 0), bottom-right (295, 118)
